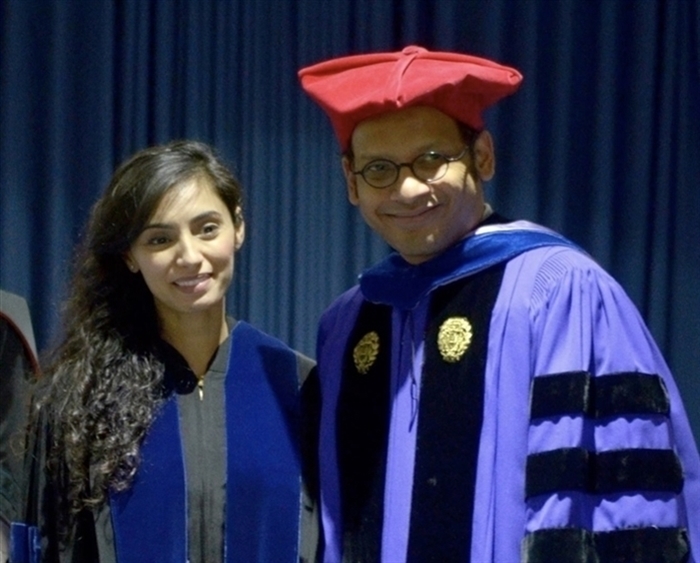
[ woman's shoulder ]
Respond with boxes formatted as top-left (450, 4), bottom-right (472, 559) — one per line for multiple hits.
top-left (229, 320), bottom-right (316, 385)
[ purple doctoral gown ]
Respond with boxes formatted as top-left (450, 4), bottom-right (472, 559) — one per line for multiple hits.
top-left (316, 220), bottom-right (700, 562)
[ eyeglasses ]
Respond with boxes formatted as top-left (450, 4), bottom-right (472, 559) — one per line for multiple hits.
top-left (351, 146), bottom-right (469, 189)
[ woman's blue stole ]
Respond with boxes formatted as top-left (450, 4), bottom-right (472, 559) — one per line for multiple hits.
top-left (109, 322), bottom-right (301, 562)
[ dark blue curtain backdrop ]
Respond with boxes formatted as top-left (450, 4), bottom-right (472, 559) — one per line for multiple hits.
top-left (1, 0), bottom-right (699, 438)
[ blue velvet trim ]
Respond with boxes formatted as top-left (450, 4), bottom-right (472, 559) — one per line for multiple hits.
top-left (359, 227), bottom-right (577, 310)
top-left (225, 322), bottom-right (301, 563)
top-left (108, 323), bottom-right (301, 562)
top-left (110, 397), bottom-right (188, 562)
top-left (10, 522), bottom-right (41, 563)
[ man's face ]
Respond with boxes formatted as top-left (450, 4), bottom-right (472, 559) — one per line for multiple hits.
top-left (342, 106), bottom-right (494, 265)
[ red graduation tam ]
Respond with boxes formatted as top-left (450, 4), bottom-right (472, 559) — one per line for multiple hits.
top-left (299, 46), bottom-right (523, 151)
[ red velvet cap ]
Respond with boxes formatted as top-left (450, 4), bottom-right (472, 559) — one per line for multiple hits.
top-left (299, 46), bottom-right (523, 151)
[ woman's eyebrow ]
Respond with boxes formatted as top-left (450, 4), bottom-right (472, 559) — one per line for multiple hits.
top-left (140, 211), bottom-right (224, 232)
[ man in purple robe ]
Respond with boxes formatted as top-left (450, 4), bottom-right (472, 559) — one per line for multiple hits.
top-left (298, 46), bottom-right (700, 562)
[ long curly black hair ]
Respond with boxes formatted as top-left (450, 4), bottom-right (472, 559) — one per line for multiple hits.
top-left (35, 140), bottom-right (244, 534)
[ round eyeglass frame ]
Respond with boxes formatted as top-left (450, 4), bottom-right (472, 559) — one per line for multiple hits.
top-left (350, 145), bottom-right (470, 189)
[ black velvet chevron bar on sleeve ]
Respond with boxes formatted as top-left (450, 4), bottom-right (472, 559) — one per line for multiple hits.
top-left (522, 526), bottom-right (690, 563)
top-left (526, 447), bottom-right (684, 499)
top-left (530, 371), bottom-right (670, 420)
top-left (525, 448), bottom-right (592, 498)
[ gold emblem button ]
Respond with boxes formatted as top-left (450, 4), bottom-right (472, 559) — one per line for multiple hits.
top-left (353, 331), bottom-right (380, 374)
top-left (437, 317), bottom-right (472, 363)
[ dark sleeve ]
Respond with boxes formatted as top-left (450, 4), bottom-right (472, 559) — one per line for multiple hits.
top-left (0, 317), bottom-right (35, 526)
top-left (10, 405), bottom-right (52, 563)
top-left (11, 409), bottom-right (99, 563)
top-left (299, 359), bottom-right (322, 563)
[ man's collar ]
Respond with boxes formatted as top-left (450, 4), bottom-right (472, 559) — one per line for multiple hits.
top-left (359, 219), bottom-right (578, 309)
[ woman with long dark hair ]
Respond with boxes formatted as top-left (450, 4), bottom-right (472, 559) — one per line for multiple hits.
top-left (11, 140), bottom-right (319, 563)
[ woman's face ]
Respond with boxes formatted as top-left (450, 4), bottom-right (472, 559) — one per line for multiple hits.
top-left (125, 176), bottom-right (244, 325)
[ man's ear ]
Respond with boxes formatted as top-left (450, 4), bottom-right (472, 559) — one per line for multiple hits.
top-left (342, 156), bottom-right (360, 206)
top-left (473, 130), bottom-right (495, 182)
